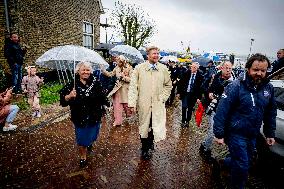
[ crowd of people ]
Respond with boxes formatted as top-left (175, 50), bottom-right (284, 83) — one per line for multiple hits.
top-left (1, 32), bottom-right (284, 189)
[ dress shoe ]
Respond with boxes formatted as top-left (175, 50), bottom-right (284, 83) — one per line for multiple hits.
top-left (141, 151), bottom-right (151, 160)
top-left (87, 145), bottom-right (93, 152)
top-left (79, 159), bottom-right (87, 168)
top-left (181, 122), bottom-right (189, 128)
top-left (199, 144), bottom-right (212, 162)
top-left (150, 143), bottom-right (155, 151)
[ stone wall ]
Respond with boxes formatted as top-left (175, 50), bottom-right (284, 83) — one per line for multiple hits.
top-left (0, 0), bottom-right (102, 72)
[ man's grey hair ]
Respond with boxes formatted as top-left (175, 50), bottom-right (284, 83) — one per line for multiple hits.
top-left (221, 61), bottom-right (233, 67)
top-left (191, 62), bottom-right (200, 67)
top-left (75, 61), bottom-right (93, 74)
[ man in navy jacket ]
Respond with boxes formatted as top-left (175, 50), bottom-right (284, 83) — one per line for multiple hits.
top-left (213, 53), bottom-right (277, 189)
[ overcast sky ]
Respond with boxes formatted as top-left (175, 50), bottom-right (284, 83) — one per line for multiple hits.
top-left (100, 0), bottom-right (283, 57)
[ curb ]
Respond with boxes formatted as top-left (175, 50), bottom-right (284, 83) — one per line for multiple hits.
top-left (22, 110), bottom-right (70, 132)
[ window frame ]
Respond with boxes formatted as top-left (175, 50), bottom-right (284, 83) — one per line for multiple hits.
top-left (83, 21), bottom-right (94, 49)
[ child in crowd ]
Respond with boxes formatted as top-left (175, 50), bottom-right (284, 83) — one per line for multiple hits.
top-left (21, 66), bottom-right (44, 117)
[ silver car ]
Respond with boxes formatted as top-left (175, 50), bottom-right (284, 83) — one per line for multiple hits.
top-left (257, 79), bottom-right (284, 184)
top-left (259, 79), bottom-right (284, 157)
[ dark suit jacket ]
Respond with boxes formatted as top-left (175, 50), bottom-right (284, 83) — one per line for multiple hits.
top-left (177, 70), bottom-right (204, 100)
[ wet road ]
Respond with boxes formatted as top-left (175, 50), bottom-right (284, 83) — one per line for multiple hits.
top-left (0, 102), bottom-right (280, 188)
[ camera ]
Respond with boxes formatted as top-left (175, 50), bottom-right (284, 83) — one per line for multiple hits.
top-left (205, 94), bottom-right (219, 115)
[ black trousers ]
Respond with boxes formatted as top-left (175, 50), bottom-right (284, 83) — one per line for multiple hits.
top-left (181, 93), bottom-right (196, 123)
top-left (140, 114), bottom-right (154, 153)
top-left (169, 84), bottom-right (177, 105)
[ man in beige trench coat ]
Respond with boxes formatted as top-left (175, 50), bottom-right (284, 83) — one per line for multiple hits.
top-left (128, 46), bottom-right (172, 160)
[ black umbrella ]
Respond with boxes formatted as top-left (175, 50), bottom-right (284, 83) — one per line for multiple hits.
top-left (192, 56), bottom-right (212, 67)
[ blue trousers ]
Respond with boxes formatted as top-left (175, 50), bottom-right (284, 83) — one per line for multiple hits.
top-left (10, 64), bottom-right (22, 93)
top-left (6, 105), bottom-right (19, 123)
top-left (224, 135), bottom-right (256, 189)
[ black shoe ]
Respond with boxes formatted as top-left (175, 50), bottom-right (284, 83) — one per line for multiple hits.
top-left (150, 143), bottom-right (155, 151)
top-left (141, 151), bottom-right (151, 160)
top-left (211, 158), bottom-right (221, 179)
top-left (79, 159), bottom-right (87, 168)
top-left (87, 145), bottom-right (93, 152)
top-left (199, 145), bottom-right (212, 162)
top-left (199, 144), bottom-right (205, 153)
top-left (181, 122), bottom-right (189, 128)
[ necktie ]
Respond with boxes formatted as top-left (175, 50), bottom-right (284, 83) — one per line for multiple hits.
top-left (190, 73), bottom-right (195, 90)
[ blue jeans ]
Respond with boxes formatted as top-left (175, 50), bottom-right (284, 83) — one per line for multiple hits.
top-left (6, 105), bottom-right (19, 123)
top-left (202, 112), bottom-right (215, 151)
top-left (10, 64), bottom-right (23, 93)
top-left (223, 135), bottom-right (255, 189)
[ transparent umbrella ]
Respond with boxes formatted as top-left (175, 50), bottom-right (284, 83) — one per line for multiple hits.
top-left (109, 45), bottom-right (144, 64)
top-left (36, 45), bottom-right (108, 85)
top-left (160, 55), bottom-right (179, 63)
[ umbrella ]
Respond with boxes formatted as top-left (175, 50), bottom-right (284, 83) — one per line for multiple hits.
top-left (36, 45), bottom-right (108, 85)
top-left (160, 55), bottom-right (179, 63)
top-left (192, 56), bottom-right (211, 67)
top-left (36, 45), bottom-right (108, 70)
top-left (109, 45), bottom-right (144, 64)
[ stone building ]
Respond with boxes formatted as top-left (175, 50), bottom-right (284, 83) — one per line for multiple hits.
top-left (0, 0), bottom-right (104, 72)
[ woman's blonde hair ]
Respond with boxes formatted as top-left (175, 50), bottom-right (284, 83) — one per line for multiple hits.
top-left (118, 55), bottom-right (127, 64)
top-left (75, 61), bottom-right (93, 74)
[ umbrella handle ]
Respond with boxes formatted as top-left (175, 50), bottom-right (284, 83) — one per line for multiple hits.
top-left (73, 46), bottom-right (76, 88)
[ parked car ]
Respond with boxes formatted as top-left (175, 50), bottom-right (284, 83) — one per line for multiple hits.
top-left (256, 79), bottom-right (284, 185)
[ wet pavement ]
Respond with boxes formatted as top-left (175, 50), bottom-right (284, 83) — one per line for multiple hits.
top-left (0, 101), bottom-right (281, 188)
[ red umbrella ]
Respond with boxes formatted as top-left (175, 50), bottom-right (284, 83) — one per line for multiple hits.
top-left (195, 102), bottom-right (204, 127)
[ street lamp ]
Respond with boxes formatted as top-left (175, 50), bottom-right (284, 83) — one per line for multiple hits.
top-left (248, 38), bottom-right (255, 59)
top-left (100, 8), bottom-right (115, 44)
top-left (100, 18), bottom-right (112, 43)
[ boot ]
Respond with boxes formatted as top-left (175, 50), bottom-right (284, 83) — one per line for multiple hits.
top-left (141, 138), bottom-right (150, 160)
top-left (199, 144), bottom-right (212, 162)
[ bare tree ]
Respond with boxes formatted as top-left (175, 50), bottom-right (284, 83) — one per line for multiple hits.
top-left (111, 1), bottom-right (156, 49)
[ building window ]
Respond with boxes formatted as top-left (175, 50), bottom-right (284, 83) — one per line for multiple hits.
top-left (83, 22), bottom-right (94, 49)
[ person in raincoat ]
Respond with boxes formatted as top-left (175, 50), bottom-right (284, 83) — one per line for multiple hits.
top-left (101, 55), bottom-right (133, 126)
top-left (128, 46), bottom-right (172, 160)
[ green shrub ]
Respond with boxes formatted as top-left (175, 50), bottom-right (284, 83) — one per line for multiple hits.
top-left (13, 97), bottom-right (29, 110)
top-left (40, 82), bottom-right (63, 105)
top-left (11, 82), bottom-right (63, 110)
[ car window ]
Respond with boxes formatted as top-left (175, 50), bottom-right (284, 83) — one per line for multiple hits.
top-left (274, 87), bottom-right (284, 111)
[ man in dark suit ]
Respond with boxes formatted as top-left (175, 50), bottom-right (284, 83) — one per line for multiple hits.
top-left (177, 62), bottom-right (203, 127)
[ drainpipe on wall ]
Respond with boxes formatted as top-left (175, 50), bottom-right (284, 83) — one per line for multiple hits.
top-left (4, 0), bottom-right (10, 33)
